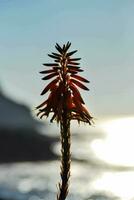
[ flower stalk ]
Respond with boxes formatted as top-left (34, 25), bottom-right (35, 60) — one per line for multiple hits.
top-left (36, 42), bottom-right (93, 200)
top-left (57, 113), bottom-right (71, 200)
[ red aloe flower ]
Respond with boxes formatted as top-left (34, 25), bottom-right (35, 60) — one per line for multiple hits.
top-left (37, 42), bottom-right (92, 124)
top-left (37, 42), bottom-right (93, 200)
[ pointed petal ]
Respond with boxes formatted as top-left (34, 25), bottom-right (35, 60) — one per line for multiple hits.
top-left (41, 78), bottom-right (59, 95)
top-left (40, 113), bottom-right (45, 119)
top-left (71, 74), bottom-right (90, 83)
top-left (68, 61), bottom-right (80, 65)
top-left (48, 54), bottom-right (59, 59)
top-left (70, 83), bottom-right (85, 104)
top-left (42, 72), bottom-right (58, 80)
top-left (66, 91), bottom-right (73, 109)
top-left (36, 100), bottom-right (48, 109)
top-left (53, 66), bottom-right (61, 70)
top-left (68, 70), bottom-right (78, 74)
top-left (69, 58), bottom-right (81, 61)
top-left (82, 105), bottom-right (93, 119)
top-left (64, 41), bottom-right (71, 52)
top-left (72, 104), bottom-right (92, 124)
top-left (43, 63), bottom-right (59, 67)
top-left (40, 106), bottom-right (51, 117)
top-left (66, 50), bottom-right (77, 57)
top-left (63, 44), bottom-right (66, 52)
top-left (70, 79), bottom-right (89, 90)
top-left (52, 52), bottom-right (61, 57)
top-left (37, 110), bottom-right (42, 117)
top-left (54, 59), bottom-right (60, 63)
top-left (40, 69), bottom-right (56, 74)
top-left (50, 113), bottom-right (57, 122)
top-left (67, 68), bottom-right (83, 73)
top-left (55, 43), bottom-right (63, 54)
top-left (72, 97), bottom-right (85, 117)
top-left (67, 65), bottom-right (80, 69)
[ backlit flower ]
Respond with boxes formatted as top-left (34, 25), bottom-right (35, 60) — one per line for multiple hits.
top-left (36, 42), bottom-right (92, 124)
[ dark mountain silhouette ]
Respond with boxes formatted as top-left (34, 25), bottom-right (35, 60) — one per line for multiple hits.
top-left (0, 91), bottom-right (39, 129)
top-left (0, 90), bottom-right (58, 163)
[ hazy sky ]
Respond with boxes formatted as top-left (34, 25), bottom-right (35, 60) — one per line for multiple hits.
top-left (0, 0), bottom-right (134, 120)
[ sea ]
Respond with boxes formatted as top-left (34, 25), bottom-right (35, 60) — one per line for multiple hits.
top-left (0, 118), bottom-right (134, 200)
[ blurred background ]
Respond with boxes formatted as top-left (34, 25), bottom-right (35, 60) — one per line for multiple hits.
top-left (0, 1), bottom-right (134, 200)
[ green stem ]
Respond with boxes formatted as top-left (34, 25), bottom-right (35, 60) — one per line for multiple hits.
top-left (57, 110), bottom-right (71, 200)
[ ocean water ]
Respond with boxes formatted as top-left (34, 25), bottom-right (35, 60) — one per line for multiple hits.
top-left (1, 118), bottom-right (134, 200)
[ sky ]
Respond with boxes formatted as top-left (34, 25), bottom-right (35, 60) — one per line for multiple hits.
top-left (0, 0), bottom-right (134, 121)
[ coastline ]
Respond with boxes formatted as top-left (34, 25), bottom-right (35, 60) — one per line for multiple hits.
top-left (0, 128), bottom-right (58, 163)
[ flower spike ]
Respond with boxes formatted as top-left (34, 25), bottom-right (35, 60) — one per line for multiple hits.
top-left (36, 42), bottom-right (93, 200)
top-left (37, 42), bottom-right (92, 124)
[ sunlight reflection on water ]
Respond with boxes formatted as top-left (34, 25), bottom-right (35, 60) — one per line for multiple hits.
top-left (92, 171), bottom-right (134, 200)
top-left (91, 117), bottom-right (134, 166)
top-left (90, 117), bottom-right (134, 200)
top-left (0, 117), bottom-right (134, 199)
